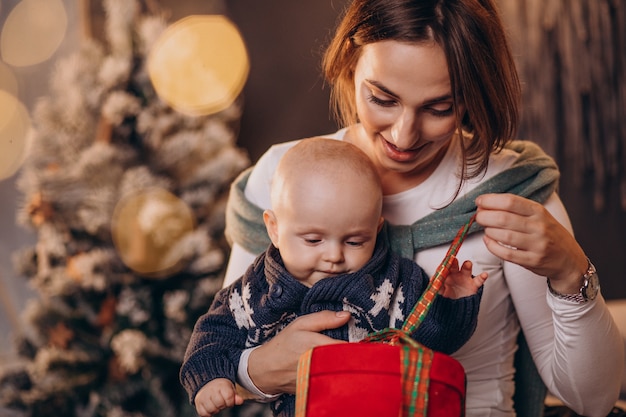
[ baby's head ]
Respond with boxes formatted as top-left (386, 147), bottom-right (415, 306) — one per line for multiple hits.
top-left (264, 137), bottom-right (384, 287)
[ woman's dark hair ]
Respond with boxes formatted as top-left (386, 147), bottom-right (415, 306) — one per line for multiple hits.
top-left (322, 0), bottom-right (521, 180)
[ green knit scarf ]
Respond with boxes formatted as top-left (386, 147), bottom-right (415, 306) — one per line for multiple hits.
top-left (225, 140), bottom-right (560, 259)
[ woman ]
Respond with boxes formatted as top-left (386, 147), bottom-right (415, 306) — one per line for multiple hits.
top-left (222, 0), bottom-right (624, 416)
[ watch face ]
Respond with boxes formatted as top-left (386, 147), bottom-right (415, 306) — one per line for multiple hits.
top-left (583, 272), bottom-right (600, 301)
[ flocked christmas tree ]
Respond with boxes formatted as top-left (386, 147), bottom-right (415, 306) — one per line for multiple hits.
top-left (0, 1), bottom-right (272, 416)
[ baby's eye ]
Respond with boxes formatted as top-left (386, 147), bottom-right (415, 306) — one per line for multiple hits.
top-left (346, 241), bottom-right (365, 247)
top-left (304, 238), bottom-right (321, 244)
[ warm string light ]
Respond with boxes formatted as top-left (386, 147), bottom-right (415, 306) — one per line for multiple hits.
top-left (0, 0), bottom-right (68, 67)
top-left (0, 90), bottom-right (31, 180)
top-left (111, 188), bottom-right (196, 277)
top-left (0, 0), bottom-right (68, 181)
top-left (148, 14), bottom-right (249, 116)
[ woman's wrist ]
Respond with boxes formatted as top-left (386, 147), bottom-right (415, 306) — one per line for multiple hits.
top-left (546, 249), bottom-right (589, 293)
top-left (237, 347), bottom-right (280, 400)
top-left (547, 256), bottom-right (600, 302)
top-left (248, 342), bottom-right (290, 395)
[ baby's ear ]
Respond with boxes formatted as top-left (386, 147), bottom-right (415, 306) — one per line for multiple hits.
top-left (377, 216), bottom-right (385, 233)
top-left (263, 209), bottom-right (280, 248)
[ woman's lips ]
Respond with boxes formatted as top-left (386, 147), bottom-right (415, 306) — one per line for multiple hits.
top-left (381, 136), bottom-right (422, 162)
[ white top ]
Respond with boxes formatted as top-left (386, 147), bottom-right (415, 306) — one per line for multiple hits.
top-left (223, 130), bottom-right (624, 417)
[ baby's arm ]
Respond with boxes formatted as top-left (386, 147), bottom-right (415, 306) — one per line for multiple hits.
top-left (194, 378), bottom-right (244, 417)
top-left (408, 257), bottom-right (485, 354)
top-left (440, 258), bottom-right (487, 299)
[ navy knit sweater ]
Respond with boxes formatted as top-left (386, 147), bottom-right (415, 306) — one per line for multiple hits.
top-left (180, 236), bottom-right (482, 416)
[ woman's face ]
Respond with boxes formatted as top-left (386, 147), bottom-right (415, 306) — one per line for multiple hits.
top-left (352, 40), bottom-right (463, 184)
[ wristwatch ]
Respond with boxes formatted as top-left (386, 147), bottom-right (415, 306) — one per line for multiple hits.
top-left (547, 258), bottom-right (600, 303)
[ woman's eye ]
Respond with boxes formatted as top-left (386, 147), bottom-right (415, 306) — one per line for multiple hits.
top-left (304, 238), bottom-right (321, 244)
top-left (367, 93), bottom-right (396, 107)
top-left (427, 105), bottom-right (454, 117)
top-left (346, 241), bottom-right (365, 247)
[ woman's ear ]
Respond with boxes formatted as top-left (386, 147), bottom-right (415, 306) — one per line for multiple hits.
top-left (263, 209), bottom-right (280, 248)
top-left (377, 216), bottom-right (385, 233)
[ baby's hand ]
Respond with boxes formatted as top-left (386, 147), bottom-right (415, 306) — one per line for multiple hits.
top-left (194, 378), bottom-right (244, 417)
top-left (440, 258), bottom-right (488, 299)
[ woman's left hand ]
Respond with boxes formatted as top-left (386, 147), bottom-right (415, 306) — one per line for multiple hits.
top-left (475, 193), bottom-right (587, 293)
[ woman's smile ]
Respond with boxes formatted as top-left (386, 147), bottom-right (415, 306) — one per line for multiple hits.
top-left (379, 134), bottom-right (428, 162)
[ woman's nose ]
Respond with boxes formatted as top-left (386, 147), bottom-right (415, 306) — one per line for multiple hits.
top-left (390, 110), bottom-right (419, 150)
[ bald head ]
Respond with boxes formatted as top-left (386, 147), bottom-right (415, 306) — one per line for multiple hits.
top-left (271, 137), bottom-right (382, 213)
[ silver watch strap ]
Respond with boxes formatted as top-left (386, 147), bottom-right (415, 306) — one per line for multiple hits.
top-left (546, 278), bottom-right (586, 303)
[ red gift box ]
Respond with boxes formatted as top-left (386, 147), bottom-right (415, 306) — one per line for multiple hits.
top-left (296, 342), bottom-right (466, 417)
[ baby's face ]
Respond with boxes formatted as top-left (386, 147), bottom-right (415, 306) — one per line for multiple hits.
top-left (270, 173), bottom-right (382, 287)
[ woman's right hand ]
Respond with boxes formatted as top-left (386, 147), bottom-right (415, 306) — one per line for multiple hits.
top-left (247, 310), bottom-right (351, 395)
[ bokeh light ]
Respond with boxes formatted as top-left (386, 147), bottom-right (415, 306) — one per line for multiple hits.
top-left (0, 61), bottom-right (18, 97)
top-left (0, 90), bottom-right (32, 180)
top-left (147, 14), bottom-right (249, 116)
top-left (1, 0), bottom-right (68, 67)
top-left (111, 188), bottom-right (196, 277)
